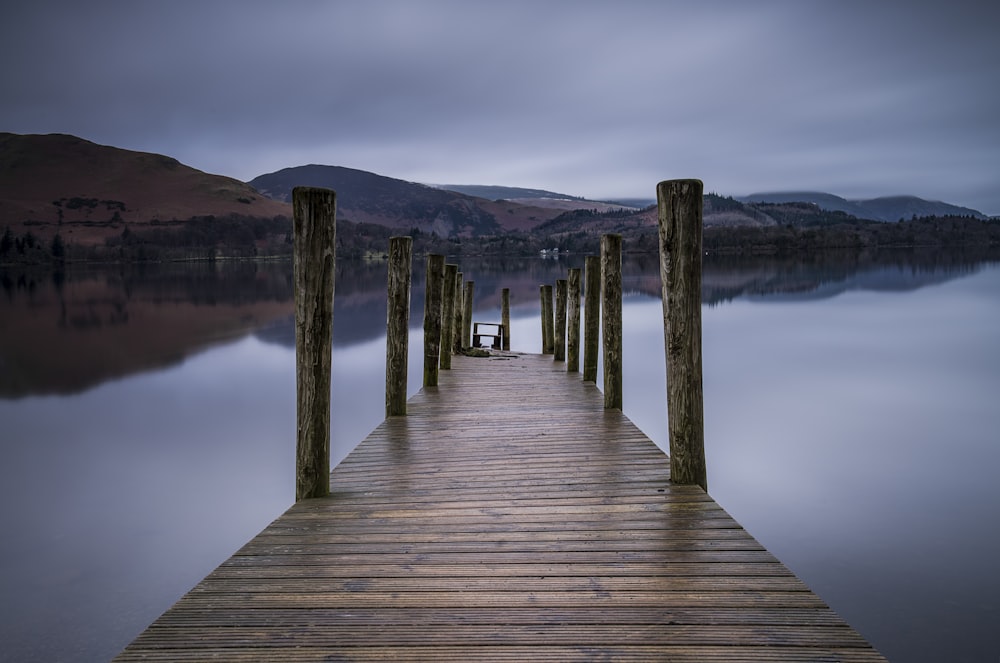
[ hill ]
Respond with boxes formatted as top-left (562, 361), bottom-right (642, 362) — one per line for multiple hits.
top-left (0, 132), bottom-right (290, 246)
top-left (249, 166), bottom-right (567, 236)
top-left (432, 184), bottom-right (586, 202)
top-left (740, 191), bottom-right (985, 222)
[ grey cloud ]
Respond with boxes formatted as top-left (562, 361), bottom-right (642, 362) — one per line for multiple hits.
top-left (2, 0), bottom-right (998, 214)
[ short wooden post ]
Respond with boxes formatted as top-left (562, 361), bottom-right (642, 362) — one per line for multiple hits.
top-left (567, 268), bottom-right (581, 373)
top-left (554, 279), bottom-right (567, 361)
top-left (541, 284), bottom-right (554, 354)
top-left (601, 234), bottom-right (622, 410)
top-left (440, 264), bottom-right (458, 369)
top-left (501, 287), bottom-right (511, 351)
top-left (423, 254), bottom-right (445, 387)
top-left (462, 280), bottom-right (474, 349)
top-left (385, 236), bottom-right (412, 417)
top-left (657, 179), bottom-right (707, 490)
top-left (293, 186), bottom-right (336, 501)
top-left (583, 255), bottom-right (600, 382)
top-left (453, 271), bottom-right (464, 354)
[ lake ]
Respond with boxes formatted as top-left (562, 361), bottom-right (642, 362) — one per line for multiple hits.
top-left (1, 250), bottom-right (998, 662)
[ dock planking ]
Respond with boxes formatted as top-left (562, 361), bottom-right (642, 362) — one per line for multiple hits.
top-left (116, 352), bottom-right (885, 661)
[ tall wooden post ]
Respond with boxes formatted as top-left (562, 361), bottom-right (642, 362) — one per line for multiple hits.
top-left (385, 236), bottom-right (412, 417)
top-left (583, 255), bottom-right (600, 382)
top-left (463, 280), bottom-right (474, 349)
top-left (501, 287), bottom-right (511, 351)
top-left (293, 186), bottom-right (336, 501)
top-left (423, 254), bottom-right (445, 387)
top-left (440, 264), bottom-right (458, 369)
top-left (601, 234), bottom-right (622, 410)
top-left (541, 284), bottom-right (554, 354)
top-left (566, 268), bottom-right (581, 373)
top-left (453, 271), bottom-right (464, 354)
top-left (657, 179), bottom-right (707, 490)
top-left (554, 279), bottom-right (567, 361)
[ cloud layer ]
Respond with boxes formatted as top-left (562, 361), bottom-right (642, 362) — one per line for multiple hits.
top-left (3, 1), bottom-right (998, 213)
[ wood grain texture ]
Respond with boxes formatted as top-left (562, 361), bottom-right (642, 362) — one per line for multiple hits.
top-left (116, 353), bottom-right (884, 662)
top-left (440, 263), bottom-right (458, 371)
top-left (567, 268), bottom-right (581, 373)
top-left (385, 237), bottom-right (411, 416)
top-left (601, 234), bottom-right (623, 409)
top-left (657, 179), bottom-right (707, 490)
top-left (583, 255), bottom-right (600, 382)
top-left (292, 186), bottom-right (335, 500)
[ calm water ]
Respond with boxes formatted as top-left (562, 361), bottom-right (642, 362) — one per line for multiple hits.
top-left (1, 252), bottom-right (998, 662)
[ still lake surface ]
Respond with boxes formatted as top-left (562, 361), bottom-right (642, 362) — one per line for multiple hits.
top-left (1, 250), bottom-right (998, 662)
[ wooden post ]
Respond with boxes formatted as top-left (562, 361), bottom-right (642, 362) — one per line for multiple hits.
top-left (423, 254), bottom-right (445, 387)
top-left (583, 255), bottom-right (600, 382)
top-left (463, 280), bottom-right (474, 349)
top-left (501, 287), bottom-right (511, 351)
top-left (657, 179), bottom-right (707, 490)
top-left (440, 264), bottom-right (458, 369)
top-left (293, 186), bottom-right (336, 501)
top-left (385, 236), bottom-right (412, 417)
top-left (566, 268), bottom-right (581, 373)
top-left (601, 234), bottom-right (622, 410)
top-left (541, 284), bottom-right (554, 354)
top-left (453, 271), bottom-right (464, 354)
top-left (554, 279), bottom-right (567, 361)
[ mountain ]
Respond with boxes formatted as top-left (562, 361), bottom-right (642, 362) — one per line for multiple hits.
top-left (0, 132), bottom-right (290, 245)
top-left (433, 184), bottom-right (641, 213)
top-left (432, 184), bottom-right (585, 201)
top-left (740, 191), bottom-right (985, 222)
top-left (249, 165), bottom-right (568, 236)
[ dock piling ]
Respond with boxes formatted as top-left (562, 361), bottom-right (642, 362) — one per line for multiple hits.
top-left (453, 271), bottom-right (464, 354)
top-left (601, 234), bottom-right (622, 410)
top-left (583, 255), bottom-right (600, 382)
top-left (541, 284), bottom-right (554, 354)
top-left (462, 280), bottom-right (474, 350)
top-left (554, 279), bottom-right (567, 361)
top-left (501, 287), bottom-right (511, 351)
top-left (440, 264), bottom-right (458, 370)
top-left (385, 236), bottom-right (412, 416)
top-left (657, 179), bottom-right (707, 490)
top-left (422, 254), bottom-right (445, 387)
top-left (292, 186), bottom-right (336, 501)
top-left (567, 268), bottom-right (581, 372)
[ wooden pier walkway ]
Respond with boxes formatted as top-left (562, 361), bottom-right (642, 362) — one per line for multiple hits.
top-left (116, 352), bottom-right (884, 661)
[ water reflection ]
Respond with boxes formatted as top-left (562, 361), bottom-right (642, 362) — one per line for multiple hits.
top-left (1, 249), bottom-right (999, 662)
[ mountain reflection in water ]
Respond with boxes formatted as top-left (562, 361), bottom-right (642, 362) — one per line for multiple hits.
top-left (1, 248), bottom-right (987, 397)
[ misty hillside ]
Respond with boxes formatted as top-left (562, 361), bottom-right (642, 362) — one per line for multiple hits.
top-left (740, 191), bottom-right (985, 222)
top-left (433, 184), bottom-right (586, 202)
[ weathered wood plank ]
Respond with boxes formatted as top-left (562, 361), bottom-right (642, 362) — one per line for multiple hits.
top-left (115, 352), bottom-right (885, 661)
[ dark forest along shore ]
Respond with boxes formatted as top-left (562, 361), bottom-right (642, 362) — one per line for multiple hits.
top-left (1, 250), bottom-right (999, 662)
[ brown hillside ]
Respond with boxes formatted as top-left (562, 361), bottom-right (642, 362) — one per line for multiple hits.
top-left (0, 133), bottom-right (290, 245)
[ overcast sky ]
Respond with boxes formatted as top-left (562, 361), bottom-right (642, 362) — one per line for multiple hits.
top-left (2, 1), bottom-right (998, 214)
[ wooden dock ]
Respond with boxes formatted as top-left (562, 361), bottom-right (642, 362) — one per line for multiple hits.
top-left (116, 352), bottom-right (885, 661)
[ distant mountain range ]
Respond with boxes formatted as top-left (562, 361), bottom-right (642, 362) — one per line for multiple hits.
top-left (739, 191), bottom-right (986, 222)
top-left (1, 132), bottom-right (991, 252)
top-left (0, 132), bottom-right (288, 245)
